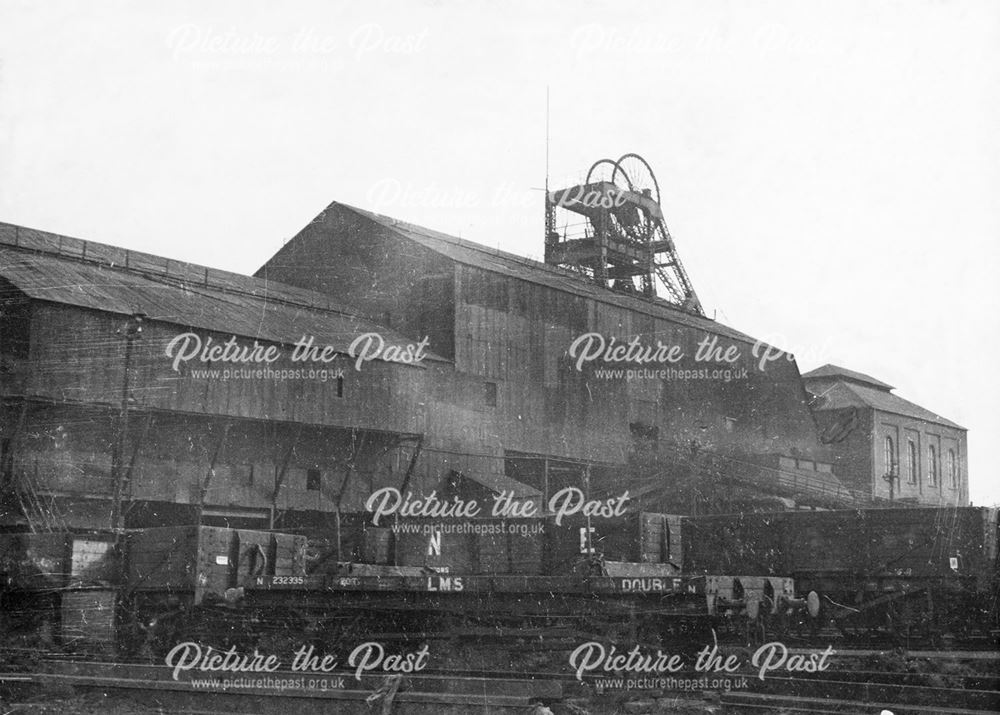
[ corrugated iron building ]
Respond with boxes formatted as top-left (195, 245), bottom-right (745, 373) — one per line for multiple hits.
top-left (258, 202), bottom-right (853, 508)
top-left (0, 222), bottom-right (460, 534)
top-left (0, 206), bottom-right (860, 538)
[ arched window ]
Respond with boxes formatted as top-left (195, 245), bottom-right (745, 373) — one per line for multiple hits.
top-left (907, 440), bottom-right (918, 484)
top-left (928, 445), bottom-right (938, 487)
top-left (884, 436), bottom-right (896, 476)
top-left (948, 449), bottom-right (957, 488)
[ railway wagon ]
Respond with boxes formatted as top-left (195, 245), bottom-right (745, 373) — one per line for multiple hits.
top-left (681, 506), bottom-right (999, 639)
top-left (0, 531), bottom-right (117, 590)
top-left (0, 531), bottom-right (119, 649)
top-left (121, 525), bottom-right (308, 654)
top-left (316, 511), bottom-right (682, 577)
top-left (0, 514), bottom-right (797, 657)
top-left (240, 509), bottom-right (795, 662)
top-left (125, 525), bottom-right (307, 600)
top-left (542, 511), bottom-right (682, 575)
top-left (392, 518), bottom-right (543, 575)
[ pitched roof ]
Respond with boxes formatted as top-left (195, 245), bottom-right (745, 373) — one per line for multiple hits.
top-left (0, 222), bottom-right (444, 363)
top-left (802, 363), bottom-right (894, 391)
top-left (810, 380), bottom-right (964, 430)
top-left (332, 203), bottom-right (760, 345)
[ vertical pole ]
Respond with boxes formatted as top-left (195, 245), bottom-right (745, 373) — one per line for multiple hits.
top-left (543, 87), bottom-right (557, 249)
top-left (111, 313), bottom-right (144, 531)
top-left (545, 86), bottom-right (550, 236)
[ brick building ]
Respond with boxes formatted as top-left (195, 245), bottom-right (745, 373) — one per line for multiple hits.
top-left (803, 364), bottom-right (968, 505)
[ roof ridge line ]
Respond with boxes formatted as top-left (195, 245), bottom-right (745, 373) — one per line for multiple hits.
top-left (0, 222), bottom-right (371, 323)
top-left (836, 381), bottom-right (965, 430)
top-left (335, 202), bottom-right (721, 325)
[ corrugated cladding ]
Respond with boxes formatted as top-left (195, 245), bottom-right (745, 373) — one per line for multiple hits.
top-left (0, 222), bottom-right (445, 362)
top-left (343, 202), bottom-right (758, 345)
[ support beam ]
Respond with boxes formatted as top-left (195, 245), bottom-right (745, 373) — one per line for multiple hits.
top-left (269, 423), bottom-right (302, 529)
top-left (331, 429), bottom-right (369, 561)
top-left (121, 412), bottom-right (154, 521)
top-left (392, 435), bottom-right (424, 566)
top-left (398, 436), bottom-right (424, 496)
top-left (198, 422), bottom-right (232, 525)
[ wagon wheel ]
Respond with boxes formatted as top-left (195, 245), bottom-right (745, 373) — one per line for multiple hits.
top-left (802, 591), bottom-right (824, 639)
top-left (745, 597), bottom-right (768, 645)
top-left (755, 581), bottom-right (792, 643)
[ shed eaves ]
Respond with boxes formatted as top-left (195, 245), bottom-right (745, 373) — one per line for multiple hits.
top-left (802, 363), bottom-right (894, 391)
top-left (811, 381), bottom-right (964, 430)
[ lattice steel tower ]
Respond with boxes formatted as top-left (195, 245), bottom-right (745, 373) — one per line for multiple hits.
top-left (545, 153), bottom-right (703, 315)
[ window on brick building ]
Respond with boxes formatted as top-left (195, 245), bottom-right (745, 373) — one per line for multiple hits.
top-left (927, 445), bottom-right (938, 487)
top-left (948, 449), bottom-right (957, 489)
top-left (907, 440), bottom-right (918, 484)
top-left (884, 436), bottom-right (896, 476)
top-left (306, 469), bottom-right (321, 491)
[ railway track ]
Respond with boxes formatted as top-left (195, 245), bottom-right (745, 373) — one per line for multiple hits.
top-left (2, 647), bottom-right (998, 715)
top-left (0, 660), bottom-right (562, 714)
top-left (720, 668), bottom-right (1000, 714)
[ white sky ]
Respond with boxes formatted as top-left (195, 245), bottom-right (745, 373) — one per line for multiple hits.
top-left (2, 1), bottom-right (998, 505)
